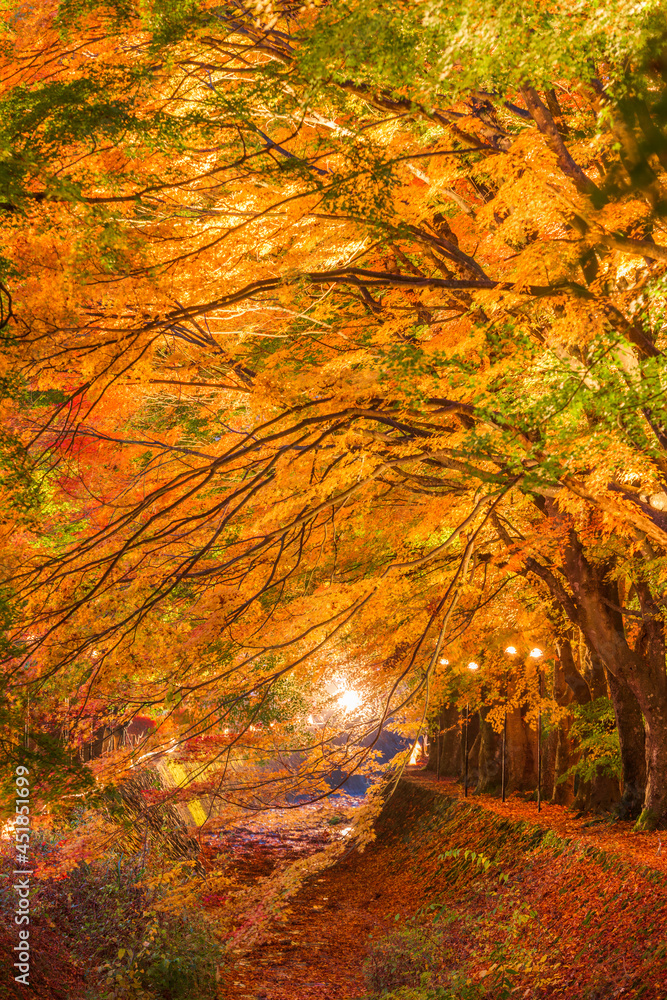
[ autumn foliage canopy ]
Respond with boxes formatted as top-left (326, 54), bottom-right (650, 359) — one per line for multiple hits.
top-left (1, 0), bottom-right (667, 838)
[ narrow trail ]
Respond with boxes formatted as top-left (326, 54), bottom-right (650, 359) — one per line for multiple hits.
top-left (216, 770), bottom-right (667, 1000)
top-left (216, 823), bottom-right (416, 1000)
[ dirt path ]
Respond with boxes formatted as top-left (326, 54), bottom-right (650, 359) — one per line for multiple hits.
top-left (216, 830), bottom-right (416, 1000)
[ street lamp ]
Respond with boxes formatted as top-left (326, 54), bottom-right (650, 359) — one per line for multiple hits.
top-left (501, 647), bottom-right (519, 802)
top-left (464, 662), bottom-right (479, 797)
top-left (530, 648), bottom-right (543, 812)
top-left (435, 659), bottom-right (450, 781)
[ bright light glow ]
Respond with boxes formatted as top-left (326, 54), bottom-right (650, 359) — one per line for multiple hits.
top-left (409, 741), bottom-right (422, 764)
top-left (339, 826), bottom-right (353, 837)
top-left (1, 819), bottom-right (15, 840)
top-left (338, 689), bottom-right (361, 713)
top-left (467, 661), bottom-right (479, 671)
top-left (529, 648), bottom-right (543, 659)
top-left (505, 646), bottom-right (517, 655)
top-left (439, 658), bottom-right (449, 665)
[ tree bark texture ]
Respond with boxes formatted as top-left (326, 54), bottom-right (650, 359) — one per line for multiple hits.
top-left (606, 668), bottom-right (646, 819)
top-left (477, 706), bottom-right (502, 793)
top-left (425, 705), bottom-right (461, 776)
top-left (559, 532), bottom-right (660, 825)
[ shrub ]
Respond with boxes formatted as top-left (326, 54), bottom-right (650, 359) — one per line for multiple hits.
top-left (0, 834), bottom-right (86, 998)
top-left (33, 854), bottom-right (222, 1000)
top-left (560, 697), bottom-right (622, 786)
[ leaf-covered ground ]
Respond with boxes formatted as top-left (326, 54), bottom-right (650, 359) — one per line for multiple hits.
top-left (217, 771), bottom-right (667, 999)
top-left (413, 772), bottom-right (667, 877)
top-left (215, 819), bottom-right (400, 1000)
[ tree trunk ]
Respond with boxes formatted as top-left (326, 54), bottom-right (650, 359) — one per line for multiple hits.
top-left (542, 729), bottom-right (558, 800)
top-left (553, 717), bottom-right (576, 805)
top-left (551, 641), bottom-right (578, 805)
top-left (574, 770), bottom-right (620, 814)
top-left (477, 706), bottom-right (501, 793)
top-left (606, 669), bottom-right (646, 819)
top-left (632, 579), bottom-right (667, 828)
top-left (559, 533), bottom-right (660, 825)
top-left (637, 699), bottom-right (667, 828)
top-left (524, 526), bottom-right (647, 814)
top-left (557, 632), bottom-right (590, 705)
top-left (425, 705), bottom-right (460, 776)
top-left (554, 634), bottom-right (618, 812)
top-left (467, 724), bottom-right (481, 791)
top-left (582, 645), bottom-right (608, 700)
top-left (541, 723), bottom-right (558, 800)
top-left (505, 706), bottom-right (529, 793)
top-left (573, 645), bottom-right (620, 814)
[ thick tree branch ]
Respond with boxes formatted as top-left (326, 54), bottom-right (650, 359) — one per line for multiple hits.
top-left (520, 86), bottom-right (601, 198)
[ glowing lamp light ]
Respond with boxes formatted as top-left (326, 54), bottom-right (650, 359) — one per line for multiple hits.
top-left (529, 648), bottom-right (543, 659)
top-left (1, 819), bottom-right (16, 841)
top-left (505, 646), bottom-right (517, 655)
top-left (338, 689), bottom-right (361, 713)
top-left (467, 661), bottom-right (479, 671)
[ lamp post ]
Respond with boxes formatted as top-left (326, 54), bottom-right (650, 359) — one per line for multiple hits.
top-left (437, 658), bottom-right (449, 783)
top-left (464, 661), bottom-right (479, 797)
top-left (501, 709), bottom-right (507, 802)
top-left (530, 648), bottom-right (544, 812)
top-left (502, 647), bottom-right (517, 803)
top-left (538, 670), bottom-right (542, 812)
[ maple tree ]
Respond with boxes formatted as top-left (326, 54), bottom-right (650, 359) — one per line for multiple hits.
top-left (1, 0), bottom-right (667, 874)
